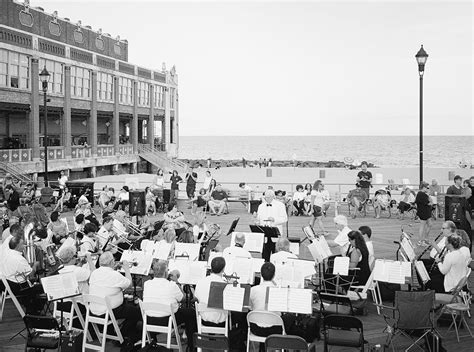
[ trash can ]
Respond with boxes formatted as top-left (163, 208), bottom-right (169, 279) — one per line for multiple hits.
top-left (319, 170), bottom-right (326, 179)
top-left (448, 171), bottom-right (455, 181)
top-left (266, 168), bottom-right (272, 177)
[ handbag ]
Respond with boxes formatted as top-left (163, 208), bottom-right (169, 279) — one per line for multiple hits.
top-left (60, 329), bottom-right (83, 352)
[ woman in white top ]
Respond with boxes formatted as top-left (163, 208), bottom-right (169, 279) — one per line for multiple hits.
top-left (151, 168), bottom-right (165, 202)
top-left (309, 180), bottom-right (330, 233)
top-left (203, 170), bottom-right (213, 192)
top-left (437, 235), bottom-right (470, 292)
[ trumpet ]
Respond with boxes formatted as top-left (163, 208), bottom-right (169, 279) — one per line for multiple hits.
top-left (112, 224), bottom-right (134, 246)
top-left (123, 218), bottom-right (142, 236)
top-left (114, 260), bottom-right (138, 270)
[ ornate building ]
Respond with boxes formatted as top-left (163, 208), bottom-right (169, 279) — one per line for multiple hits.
top-left (0, 0), bottom-right (181, 180)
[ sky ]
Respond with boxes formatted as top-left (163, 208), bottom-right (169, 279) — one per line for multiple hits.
top-left (36, 0), bottom-right (473, 136)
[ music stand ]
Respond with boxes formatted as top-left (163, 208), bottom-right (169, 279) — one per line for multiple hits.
top-left (249, 225), bottom-right (280, 262)
top-left (226, 218), bottom-right (240, 236)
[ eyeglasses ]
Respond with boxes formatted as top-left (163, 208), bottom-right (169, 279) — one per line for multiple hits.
top-left (441, 227), bottom-right (449, 229)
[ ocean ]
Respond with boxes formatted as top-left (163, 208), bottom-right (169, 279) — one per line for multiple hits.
top-left (179, 136), bottom-right (473, 168)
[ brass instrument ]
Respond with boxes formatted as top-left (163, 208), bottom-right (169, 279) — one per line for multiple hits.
top-left (114, 260), bottom-right (138, 270)
top-left (24, 223), bottom-right (36, 266)
top-left (112, 223), bottom-right (134, 246)
top-left (123, 218), bottom-right (142, 236)
top-left (416, 231), bottom-right (443, 261)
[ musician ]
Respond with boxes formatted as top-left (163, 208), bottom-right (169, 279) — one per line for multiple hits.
top-left (89, 252), bottom-right (141, 344)
top-left (2, 215), bottom-right (19, 242)
top-left (358, 226), bottom-right (375, 269)
top-left (143, 260), bottom-right (197, 350)
top-left (347, 231), bottom-right (371, 285)
top-left (223, 232), bottom-right (251, 258)
top-left (256, 190), bottom-right (288, 261)
top-left (325, 215), bottom-right (351, 256)
top-left (74, 214), bottom-right (87, 233)
top-left (47, 211), bottom-right (68, 245)
top-left (194, 256), bottom-right (228, 324)
top-left (436, 235), bottom-right (471, 293)
top-left (75, 197), bottom-right (100, 228)
top-left (177, 229), bottom-right (195, 243)
top-left (192, 212), bottom-right (209, 244)
top-left (78, 222), bottom-right (98, 256)
top-left (0, 223), bottom-right (23, 272)
top-left (97, 216), bottom-right (125, 259)
top-left (270, 238), bottom-right (297, 266)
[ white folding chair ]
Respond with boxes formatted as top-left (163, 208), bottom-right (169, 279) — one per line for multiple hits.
top-left (82, 294), bottom-right (124, 351)
top-left (0, 275), bottom-right (25, 321)
top-left (349, 271), bottom-right (383, 315)
top-left (138, 300), bottom-right (183, 350)
top-left (246, 311), bottom-right (285, 352)
top-left (52, 296), bottom-right (91, 341)
top-left (195, 301), bottom-right (228, 336)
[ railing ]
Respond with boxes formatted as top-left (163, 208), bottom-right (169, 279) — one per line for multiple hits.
top-left (0, 148), bottom-right (32, 162)
top-left (118, 144), bottom-right (134, 155)
top-left (97, 145), bottom-right (115, 157)
top-left (71, 146), bottom-right (92, 159)
top-left (0, 160), bottom-right (33, 183)
top-left (40, 146), bottom-right (64, 160)
top-left (138, 144), bottom-right (187, 171)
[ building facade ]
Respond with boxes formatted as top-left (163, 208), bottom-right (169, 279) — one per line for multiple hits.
top-left (0, 0), bottom-right (179, 179)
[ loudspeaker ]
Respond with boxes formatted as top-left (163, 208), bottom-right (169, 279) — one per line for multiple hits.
top-left (445, 195), bottom-right (466, 224)
top-left (129, 190), bottom-right (146, 216)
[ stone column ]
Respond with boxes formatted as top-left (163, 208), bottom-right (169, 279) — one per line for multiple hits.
top-left (113, 76), bottom-right (120, 154)
top-left (90, 70), bottom-right (98, 156)
top-left (148, 84), bottom-right (155, 149)
top-left (131, 80), bottom-right (138, 153)
top-left (63, 65), bottom-right (72, 157)
top-left (30, 57), bottom-right (40, 161)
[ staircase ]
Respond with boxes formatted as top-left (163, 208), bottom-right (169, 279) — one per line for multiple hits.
top-left (138, 145), bottom-right (188, 173)
top-left (0, 161), bottom-right (34, 184)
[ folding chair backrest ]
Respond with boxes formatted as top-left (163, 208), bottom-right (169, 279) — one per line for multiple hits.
top-left (23, 314), bottom-right (60, 335)
top-left (324, 314), bottom-right (363, 331)
top-left (0, 275), bottom-right (25, 318)
top-left (247, 311), bottom-right (285, 331)
top-left (395, 290), bottom-right (434, 330)
top-left (265, 334), bottom-right (308, 351)
top-left (193, 333), bottom-right (229, 351)
top-left (323, 314), bottom-right (364, 349)
top-left (140, 301), bottom-right (173, 317)
top-left (319, 292), bottom-right (354, 316)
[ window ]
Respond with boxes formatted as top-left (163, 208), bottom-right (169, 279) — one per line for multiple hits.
top-left (154, 85), bottom-right (165, 108)
top-left (0, 49), bottom-right (29, 89)
top-left (97, 72), bottom-right (114, 102)
top-left (39, 58), bottom-right (63, 94)
top-left (170, 87), bottom-right (176, 109)
top-left (137, 81), bottom-right (149, 106)
top-left (119, 77), bottom-right (133, 105)
top-left (71, 66), bottom-right (90, 98)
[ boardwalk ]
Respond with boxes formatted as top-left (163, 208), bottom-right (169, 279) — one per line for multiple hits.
top-left (1, 201), bottom-right (473, 351)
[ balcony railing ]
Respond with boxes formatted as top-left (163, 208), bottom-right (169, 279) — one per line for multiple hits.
top-left (97, 144), bottom-right (115, 157)
top-left (0, 148), bottom-right (32, 162)
top-left (118, 144), bottom-right (134, 155)
top-left (71, 146), bottom-right (92, 159)
top-left (40, 146), bottom-right (64, 160)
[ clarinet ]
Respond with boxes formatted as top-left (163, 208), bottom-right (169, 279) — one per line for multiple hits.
top-left (429, 246), bottom-right (447, 273)
top-left (416, 231), bottom-right (443, 260)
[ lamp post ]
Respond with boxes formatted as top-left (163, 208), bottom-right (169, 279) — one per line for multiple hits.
top-left (415, 45), bottom-right (428, 184)
top-left (39, 65), bottom-right (51, 186)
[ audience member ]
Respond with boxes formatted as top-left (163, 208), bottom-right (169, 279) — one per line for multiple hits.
top-left (169, 170), bottom-right (183, 204)
top-left (415, 181), bottom-right (433, 246)
top-left (309, 180), bottom-right (330, 232)
top-left (292, 184), bottom-right (306, 216)
top-left (356, 161), bottom-right (372, 198)
top-left (185, 167), bottom-right (198, 206)
top-left (398, 187), bottom-right (415, 219)
top-left (347, 183), bottom-right (368, 219)
top-left (208, 184), bottom-right (228, 216)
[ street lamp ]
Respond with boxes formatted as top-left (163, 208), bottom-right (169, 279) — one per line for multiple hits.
top-left (415, 45), bottom-right (428, 184)
top-left (39, 65), bottom-right (50, 186)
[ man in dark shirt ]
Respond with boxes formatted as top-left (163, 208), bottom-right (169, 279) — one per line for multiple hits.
top-left (469, 176), bottom-right (474, 214)
top-left (185, 167), bottom-right (198, 203)
top-left (209, 184), bottom-right (228, 215)
top-left (356, 161), bottom-right (372, 198)
top-left (4, 185), bottom-right (20, 212)
top-left (446, 175), bottom-right (463, 196)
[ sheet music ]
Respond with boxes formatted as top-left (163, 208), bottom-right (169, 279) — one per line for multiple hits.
top-left (373, 260), bottom-right (411, 284)
top-left (119, 250), bottom-right (153, 276)
top-left (168, 260), bottom-right (208, 285)
top-left (401, 237), bottom-right (415, 261)
top-left (41, 272), bottom-right (79, 301)
top-left (224, 256), bottom-right (254, 284)
top-left (230, 232), bottom-right (264, 252)
top-left (152, 241), bottom-right (172, 260)
top-left (251, 258), bottom-right (265, 273)
top-left (386, 262), bottom-right (405, 284)
top-left (286, 259), bottom-right (316, 279)
top-left (333, 257), bottom-right (350, 275)
top-left (415, 261), bottom-right (430, 284)
top-left (275, 262), bottom-right (305, 288)
top-left (373, 260), bottom-right (389, 282)
top-left (174, 243), bottom-right (200, 261)
top-left (56, 237), bottom-right (76, 257)
top-left (289, 242), bottom-right (300, 256)
top-left (307, 237), bottom-right (332, 264)
top-left (267, 287), bottom-right (289, 312)
top-left (223, 285), bottom-right (245, 311)
top-left (400, 261), bottom-right (412, 277)
top-left (287, 288), bottom-right (312, 314)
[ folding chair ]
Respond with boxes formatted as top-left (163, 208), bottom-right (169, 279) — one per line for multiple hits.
top-left (318, 292), bottom-right (355, 316)
top-left (246, 311), bottom-right (285, 352)
top-left (82, 294), bottom-right (124, 351)
top-left (377, 290), bottom-right (436, 352)
top-left (265, 334), bottom-right (316, 352)
top-left (195, 302), bottom-right (228, 337)
top-left (138, 300), bottom-right (183, 350)
top-left (23, 314), bottom-right (61, 351)
top-left (0, 275), bottom-right (26, 320)
top-left (52, 296), bottom-right (91, 341)
top-left (193, 333), bottom-right (229, 351)
top-left (322, 314), bottom-right (365, 352)
top-left (349, 270), bottom-right (383, 315)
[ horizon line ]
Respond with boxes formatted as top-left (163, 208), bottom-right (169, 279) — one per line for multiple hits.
top-left (180, 134), bottom-right (473, 137)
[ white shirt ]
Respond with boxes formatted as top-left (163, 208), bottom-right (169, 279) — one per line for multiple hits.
top-left (97, 226), bottom-right (112, 249)
top-left (1, 250), bottom-right (32, 283)
top-left (256, 199), bottom-right (288, 236)
top-left (193, 224), bottom-right (209, 243)
top-left (59, 264), bottom-right (91, 298)
top-left (250, 280), bottom-right (280, 316)
top-left (89, 266), bottom-right (131, 315)
top-left (143, 278), bottom-right (183, 317)
top-left (194, 273), bottom-right (227, 323)
top-left (152, 176), bottom-right (165, 188)
top-left (2, 227), bottom-right (10, 241)
top-left (334, 226), bottom-right (351, 256)
top-left (438, 249), bottom-right (470, 292)
top-left (430, 236), bottom-right (447, 259)
top-left (310, 189), bottom-right (330, 207)
top-left (366, 241), bottom-right (375, 269)
top-left (292, 190), bottom-right (306, 202)
top-left (222, 245), bottom-right (252, 259)
top-left (0, 234), bottom-right (13, 273)
top-left (58, 175), bottom-right (68, 188)
top-left (203, 176), bottom-right (212, 191)
top-left (79, 236), bottom-right (96, 256)
top-left (112, 219), bottom-right (127, 237)
top-left (270, 250), bottom-right (298, 266)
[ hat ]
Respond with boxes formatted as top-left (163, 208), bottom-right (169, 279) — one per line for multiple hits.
top-left (122, 185), bottom-right (129, 192)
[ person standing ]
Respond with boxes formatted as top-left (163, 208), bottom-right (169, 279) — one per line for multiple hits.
top-left (309, 180), bottom-right (330, 232)
top-left (185, 167), bottom-right (198, 208)
top-left (415, 181), bottom-right (433, 246)
top-left (169, 170), bottom-right (183, 204)
top-left (356, 161), bottom-right (372, 199)
top-left (57, 170), bottom-right (68, 195)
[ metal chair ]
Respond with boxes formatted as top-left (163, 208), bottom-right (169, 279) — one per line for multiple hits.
top-left (322, 314), bottom-right (365, 352)
top-left (23, 314), bottom-right (61, 352)
top-left (246, 311), bottom-right (285, 352)
top-left (193, 333), bottom-right (229, 351)
top-left (265, 334), bottom-right (317, 352)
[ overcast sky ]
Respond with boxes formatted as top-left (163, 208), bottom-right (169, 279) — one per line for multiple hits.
top-left (36, 0), bottom-right (473, 136)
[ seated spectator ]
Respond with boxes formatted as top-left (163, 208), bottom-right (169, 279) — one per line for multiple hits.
top-left (143, 260), bottom-right (197, 350)
top-left (98, 186), bottom-right (112, 209)
top-left (270, 238), bottom-right (297, 266)
top-left (191, 188), bottom-right (208, 215)
top-left (163, 202), bottom-right (186, 231)
top-left (53, 186), bottom-right (72, 212)
top-left (194, 257), bottom-right (228, 324)
top-left (114, 185), bottom-right (130, 211)
top-left (398, 187), bottom-right (415, 219)
top-left (303, 183), bottom-right (313, 215)
top-left (346, 183), bottom-right (368, 219)
top-left (208, 184), bottom-right (228, 216)
top-left (223, 232), bottom-right (251, 258)
top-left (47, 211), bottom-right (68, 245)
top-left (4, 185), bottom-right (20, 212)
top-left (145, 187), bottom-right (156, 215)
top-left (373, 189), bottom-right (391, 219)
top-left (292, 184), bottom-right (306, 216)
top-left (20, 183), bottom-right (35, 205)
